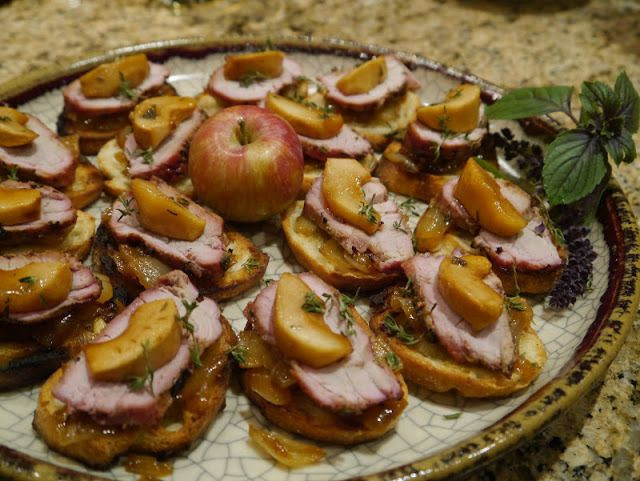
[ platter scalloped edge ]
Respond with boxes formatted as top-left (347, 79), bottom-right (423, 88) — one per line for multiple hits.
top-left (0, 36), bottom-right (638, 481)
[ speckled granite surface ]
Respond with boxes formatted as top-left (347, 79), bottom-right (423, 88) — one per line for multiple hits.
top-left (0, 1), bottom-right (639, 480)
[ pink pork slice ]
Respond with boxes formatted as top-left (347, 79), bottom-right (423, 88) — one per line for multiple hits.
top-left (124, 108), bottom-right (204, 180)
top-left (107, 179), bottom-right (226, 281)
top-left (62, 63), bottom-right (170, 116)
top-left (245, 272), bottom-right (402, 412)
top-left (404, 254), bottom-right (516, 373)
top-left (1, 251), bottom-right (101, 323)
top-left (207, 58), bottom-right (303, 105)
top-left (299, 124), bottom-right (372, 162)
top-left (53, 270), bottom-right (222, 426)
top-left (319, 56), bottom-right (420, 112)
top-left (303, 176), bottom-right (414, 272)
top-left (0, 116), bottom-right (76, 188)
top-left (0, 180), bottom-right (76, 240)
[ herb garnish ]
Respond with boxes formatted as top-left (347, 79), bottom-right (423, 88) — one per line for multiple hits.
top-left (485, 72), bottom-right (639, 210)
top-left (116, 195), bottom-right (135, 220)
top-left (443, 412), bottom-right (462, 420)
top-left (384, 351), bottom-right (402, 371)
top-left (358, 194), bottom-right (378, 225)
top-left (129, 340), bottom-right (155, 394)
top-left (393, 220), bottom-right (409, 234)
top-left (117, 72), bottom-right (138, 100)
top-left (399, 198), bottom-right (419, 217)
top-left (383, 313), bottom-right (418, 345)
top-left (302, 291), bottom-right (325, 314)
top-left (338, 291), bottom-right (358, 336)
top-left (177, 299), bottom-right (202, 367)
top-left (242, 256), bottom-right (260, 272)
top-left (230, 344), bottom-right (247, 364)
top-left (505, 295), bottom-right (527, 312)
top-left (238, 70), bottom-right (268, 87)
top-left (19, 276), bottom-right (36, 285)
top-left (5, 166), bottom-right (18, 181)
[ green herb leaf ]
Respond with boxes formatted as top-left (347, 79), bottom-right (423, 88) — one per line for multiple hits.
top-left (383, 313), bottom-right (418, 345)
top-left (242, 256), bottom-right (260, 272)
top-left (578, 80), bottom-right (618, 131)
top-left (614, 71), bottom-right (640, 133)
top-left (302, 291), bottom-right (326, 313)
top-left (230, 345), bottom-right (247, 364)
top-left (238, 70), bottom-right (268, 88)
top-left (338, 291), bottom-right (358, 336)
top-left (128, 340), bottom-right (155, 395)
top-left (485, 86), bottom-right (574, 120)
top-left (19, 276), bottom-right (36, 285)
top-left (384, 351), bottom-right (402, 371)
top-left (602, 127), bottom-right (636, 165)
top-left (443, 412), bottom-right (462, 420)
top-left (505, 295), bottom-right (526, 312)
top-left (542, 129), bottom-right (607, 206)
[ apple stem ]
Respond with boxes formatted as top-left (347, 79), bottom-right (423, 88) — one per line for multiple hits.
top-left (236, 118), bottom-right (251, 145)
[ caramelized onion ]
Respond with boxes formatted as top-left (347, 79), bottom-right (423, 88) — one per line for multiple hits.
top-left (249, 423), bottom-right (325, 468)
top-left (117, 245), bottom-right (171, 288)
top-left (246, 369), bottom-right (292, 406)
top-left (236, 330), bottom-right (278, 369)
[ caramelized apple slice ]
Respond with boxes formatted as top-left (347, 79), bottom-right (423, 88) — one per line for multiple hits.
top-left (414, 203), bottom-right (449, 252)
top-left (417, 84), bottom-right (481, 133)
top-left (79, 53), bottom-right (150, 99)
top-left (223, 50), bottom-right (284, 81)
top-left (130, 179), bottom-right (205, 241)
top-left (84, 298), bottom-right (182, 382)
top-left (265, 93), bottom-right (343, 139)
top-left (273, 273), bottom-right (352, 368)
top-left (336, 56), bottom-right (387, 95)
top-left (437, 254), bottom-right (504, 331)
top-left (0, 187), bottom-right (41, 226)
top-left (0, 108), bottom-right (38, 147)
top-left (453, 158), bottom-right (527, 237)
top-left (322, 157), bottom-right (380, 235)
top-left (131, 96), bottom-right (197, 150)
top-left (0, 261), bottom-right (72, 314)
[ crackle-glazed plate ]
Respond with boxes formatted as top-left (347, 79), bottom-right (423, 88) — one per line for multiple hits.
top-left (0, 37), bottom-right (638, 481)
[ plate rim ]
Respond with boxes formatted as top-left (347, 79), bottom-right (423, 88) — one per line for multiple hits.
top-left (0, 35), bottom-right (638, 481)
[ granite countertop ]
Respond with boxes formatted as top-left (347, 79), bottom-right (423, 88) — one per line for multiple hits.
top-left (1, 1), bottom-right (639, 480)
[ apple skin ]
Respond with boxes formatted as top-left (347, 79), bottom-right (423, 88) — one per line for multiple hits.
top-left (188, 105), bottom-right (304, 222)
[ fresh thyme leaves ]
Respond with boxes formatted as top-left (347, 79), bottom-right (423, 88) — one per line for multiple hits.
top-left (383, 313), bottom-right (418, 345)
top-left (358, 193), bottom-right (378, 224)
top-left (338, 291), bottom-right (358, 336)
top-left (393, 220), bottom-right (409, 234)
top-left (116, 195), bottom-right (135, 220)
top-left (399, 198), bottom-right (419, 217)
top-left (404, 278), bottom-right (415, 296)
top-left (6, 166), bottom-right (18, 181)
top-left (230, 345), bottom-right (247, 364)
top-left (505, 295), bottom-right (527, 312)
top-left (302, 291), bottom-right (325, 313)
top-left (129, 340), bottom-right (155, 394)
top-left (0, 116), bottom-right (10, 122)
top-left (385, 351), bottom-right (402, 371)
top-left (242, 256), bottom-right (260, 272)
top-left (443, 412), bottom-right (462, 420)
top-left (238, 70), bottom-right (268, 87)
top-left (177, 299), bottom-right (202, 367)
top-left (117, 72), bottom-right (138, 100)
top-left (19, 276), bottom-right (36, 285)
top-left (486, 72), bottom-right (639, 208)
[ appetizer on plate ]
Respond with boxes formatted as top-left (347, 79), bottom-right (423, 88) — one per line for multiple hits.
top-left (97, 95), bottom-right (205, 197)
top-left (207, 49), bottom-right (303, 105)
top-left (33, 270), bottom-right (235, 467)
top-left (58, 54), bottom-right (175, 155)
top-left (237, 271), bottom-right (408, 444)
top-left (93, 177), bottom-right (268, 301)
top-left (282, 157), bottom-right (414, 290)
top-left (370, 253), bottom-right (547, 397)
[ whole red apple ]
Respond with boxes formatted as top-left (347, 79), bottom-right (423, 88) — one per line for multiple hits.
top-left (188, 105), bottom-right (304, 222)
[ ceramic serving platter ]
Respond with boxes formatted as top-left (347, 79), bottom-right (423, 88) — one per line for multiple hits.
top-left (0, 37), bottom-right (638, 481)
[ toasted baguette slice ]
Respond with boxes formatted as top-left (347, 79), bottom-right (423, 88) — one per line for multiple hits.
top-left (63, 162), bottom-right (104, 209)
top-left (33, 315), bottom-right (235, 468)
top-left (96, 138), bottom-right (195, 198)
top-left (241, 309), bottom-right (408, 444)
top-left (282, 201), bottom-right (400, 291)
top-left (92, 224), bottom-right (268, 302)
top-left (0, 295), bottom-right (122, 391)
top-left (2, 210), bottom-right (96, 261)
top-left (342, 91), bottom-right (420, 150)
top-left (370, 305), bottom-right (546, 398)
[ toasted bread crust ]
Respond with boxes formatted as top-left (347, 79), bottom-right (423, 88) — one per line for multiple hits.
top-left (281, 201), bottom-right (400, 291)
top-left (241, 309), bottom-right (408, 444)
top-left (370, 307), bottom-right (546, 398)
top-left (33, 316), bottom-right (235, 468)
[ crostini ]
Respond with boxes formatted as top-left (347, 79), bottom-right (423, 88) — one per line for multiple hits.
top-left (282, 157), bottom-right (414, 290)
top-left (33, 270), bottom-right (236, 467)
top-left (370, 253), bottom-right (547, 397)
top-left (58, 53), bottom-right (176, 155)
top-left (236, 271), bottom-right (408, 444)
top-left (92, 177), bottom-right (268, 301)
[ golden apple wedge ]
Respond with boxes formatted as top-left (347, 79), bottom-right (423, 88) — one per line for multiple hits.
top-left (417, 84), bottom-right (481, 133)
top-left (265, 93), bottom-right (343, 139)
top-left (131, 96), bottom-right (197, 149)
top-left (336, 56), bottom-right (387, 95)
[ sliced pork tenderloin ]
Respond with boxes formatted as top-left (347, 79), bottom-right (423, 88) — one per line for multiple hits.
top-left (245, 272), bottom-right (402, 412)
top-left (319, 56), bottom-right (420, 112)
top-left (207, 58), bottom-right (303, 105)
top-left (403, 254), bottom-right (516, 374)
top-left (0, 180), bottom-right (77, 244)
top-left (299, 124), bottom-right (372, 162)
top-left (53, 270), bottom-right (221, 426)
top-left (1, 251), bottom-right (101, 323)
top-left (0, 116), bottom-right (76, 188)
top-left (303, 177), bottom-right (414, 272)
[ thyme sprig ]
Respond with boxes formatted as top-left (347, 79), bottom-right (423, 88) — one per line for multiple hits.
top-left (177, 299), bottom-right (202, 367)
top-left (128, 340), bottom-right (155, 395)
top-left (302, 291), bottom-right (325, 314)
top-left (383, 313), bottom-right (419, 345)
